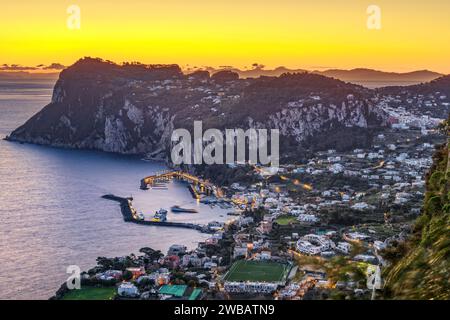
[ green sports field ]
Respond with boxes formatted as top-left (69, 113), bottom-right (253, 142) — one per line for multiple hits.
top-left (61, 286), bottom-right (116, 300)
top-left (223, 260), bottom-right (290, 283)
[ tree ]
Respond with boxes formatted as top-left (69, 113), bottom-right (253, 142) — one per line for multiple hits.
top-left (139, 247), bottom-right (163, 261)
top-left (122, 270), bottom-right (133, 281)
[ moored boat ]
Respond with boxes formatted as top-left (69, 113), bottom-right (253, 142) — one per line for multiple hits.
top-left (151, 208), bottom-right (168, 222)
top-left (170, 205), bottom-right (198, 213)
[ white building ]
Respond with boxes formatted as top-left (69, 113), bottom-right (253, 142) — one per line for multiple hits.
top-left (345, 232), bottom-right (370, 242)
top-left (296, 234), bottom-right (335, 255)
top-left (351, 202), bottom-right (375, 211)
top-left (336, 242), bottom-right (352, 254)
top-left (168, 244), bottom-right (187, 256)
top-left (233, 246), bottom-right (248, 258)
top-left (224, 281), bottom-right (279, 294)
top-left (298, 214), bottom-right (319, 223)
top-left (118, 282), bottom-right (139, 297)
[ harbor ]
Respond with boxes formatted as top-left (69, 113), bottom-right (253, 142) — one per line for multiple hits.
top-left (102, 194), bottom-right (217, 234)
top-left (140, 170), bottom-right (217, 199)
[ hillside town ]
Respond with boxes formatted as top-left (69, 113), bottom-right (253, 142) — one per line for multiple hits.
top-left (3, 0), bottom-right (450, 306)
top-left (34, 59), bottom-right (448, 301)
top-left (54, 116), bottom-right (447, 300)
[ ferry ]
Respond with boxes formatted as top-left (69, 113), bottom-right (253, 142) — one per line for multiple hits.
top-left (207, 221), bottom-right (225, 231)
top-left (151, 209), bottom-right (168, 222)
top-left (170, 205), bottom-right (198, 213)
top-left (136, 212), bottom-right (145, 221)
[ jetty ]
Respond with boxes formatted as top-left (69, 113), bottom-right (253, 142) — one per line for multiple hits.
top-left (102, 194), bottom-right (213, 234)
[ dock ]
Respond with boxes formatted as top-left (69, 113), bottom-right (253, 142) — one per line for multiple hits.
top-left (102, 194), bottom-right (213, 234)
top-left (140, 171), bottom-right (215, 197)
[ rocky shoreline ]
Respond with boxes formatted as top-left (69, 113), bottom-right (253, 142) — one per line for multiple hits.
top-left (7, 58), bottom-right (389, 161)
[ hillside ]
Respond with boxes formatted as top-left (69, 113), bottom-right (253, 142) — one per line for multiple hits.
top-left (204, 66), bottom-right (443, 87)
top-left (319, 68), bottom-right (442, 85)
top-left (377, 75), bottom-right (450, 119)
top-left (378, 75), bottom-right (450, 96)
top-left (382, 118), bottom-right (450, 299)
top-left (6, 57), bottom-right (388, 159)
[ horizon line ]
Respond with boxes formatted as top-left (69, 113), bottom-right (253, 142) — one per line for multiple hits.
top-left (0, 59), bottom-right (447, 76)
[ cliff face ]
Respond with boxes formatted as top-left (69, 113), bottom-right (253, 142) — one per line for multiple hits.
top-left (7, 58), bottom-right (389, 159)
top-left (383, 120), bottom-right (450, 299)
top-left (9, 59), bottom-right (180, 156)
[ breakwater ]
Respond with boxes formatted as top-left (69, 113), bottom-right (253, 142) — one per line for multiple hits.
top-left (102, 194), bottom-right (213, 233)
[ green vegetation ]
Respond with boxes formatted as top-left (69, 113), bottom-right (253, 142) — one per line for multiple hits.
top-left (61, 286), bottom-right (116, 300)
top-left (122, 270), bottom-right (133, 281)
top-left (194, 164), bottom-right (259, 186)
top-left (275, 215), bottom-right (298, 226)
top-left (224, 260), bottom-right (290, 282)
top-left (348, 223), bottom-right (403, 240)
top-left (294, 255), bottom-right (367, 285)
top-left (383, 119), bottom-right (449, 300)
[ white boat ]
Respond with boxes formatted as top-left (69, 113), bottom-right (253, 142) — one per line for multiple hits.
top-left (151, 209), bottom-right (168, 222)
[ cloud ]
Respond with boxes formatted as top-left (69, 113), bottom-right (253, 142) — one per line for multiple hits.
top-left (0, 64), bottom-right (38, 71)
top-left (43, 63), bottom-right (66, 70)
top-left (0, 63), bottom-right (66, 71)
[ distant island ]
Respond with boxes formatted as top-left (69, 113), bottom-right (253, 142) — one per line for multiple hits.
top-left (1, 62), bottom-right (444, 88)
top-left (202, 66), bottom-right (443, 87)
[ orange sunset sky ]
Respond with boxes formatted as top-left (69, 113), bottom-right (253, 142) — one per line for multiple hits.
top-left (1, 0), bottom-right (449, 73)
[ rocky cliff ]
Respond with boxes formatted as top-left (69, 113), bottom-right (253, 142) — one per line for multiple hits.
top-left (7, 58), bottom-right (389, 160)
